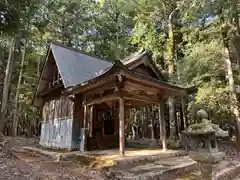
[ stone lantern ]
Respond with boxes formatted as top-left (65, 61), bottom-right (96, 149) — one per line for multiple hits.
top-left (182, 109), bottom-right (228, 180)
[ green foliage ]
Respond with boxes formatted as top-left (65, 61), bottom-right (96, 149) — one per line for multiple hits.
top-left (179, 40), bottom-right (225, 85)
top-left (0, 0), bottom-right (239, 135)
top-left (179, 38), bottom-right (232, 123)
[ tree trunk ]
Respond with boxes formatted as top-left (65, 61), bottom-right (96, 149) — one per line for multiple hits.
top-left (231, 0), bottom-right (240, 68)
top-left (181, 95), bottom-right (188, 129)
top-left (142, 107), bottom-right (148, 138)
top-left (169, 97), bottom-right (177, 138)
top-left (133, 111), bottom-right (137, 139)
top-left (232, 0), bottom-right (240, 35)
top-left (0, 38), bottom-right (16, 139)
top-left (222, 32), bottom-right (240, 152)
top-left (37, 55), bottom-right (41, 76)
top-left (159, 103), bottom-right (167, 151)
top-left (180, 105), bottom-right (184, 131)
top-left (167, 8), bottom-right (178, 140)
top-left (17, 103), bottom-right (22, 136)
top-left (151, 107), bottom-right (155, 140)
top-left (167, 12), bottom-right (176, 75)
top-left (12, 39), bottom-right (26, 137)
top-left (132, 125), bottom-right (136, 140)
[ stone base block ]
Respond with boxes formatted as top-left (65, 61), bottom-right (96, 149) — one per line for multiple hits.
top-left (189, 151), bottom-right (225, 164)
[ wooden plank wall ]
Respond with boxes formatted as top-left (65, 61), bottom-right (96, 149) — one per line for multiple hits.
top-left (42, 95), bottom-right (73, 121)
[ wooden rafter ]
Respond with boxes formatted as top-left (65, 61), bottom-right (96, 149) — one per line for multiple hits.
top-left (85, 88), bottom-right (164, 107)
top-left (123, 81), bottom-right (160, 94)
top-left (69, 75), bottom-right (117, 95)
top-left (84, 81), bottom-right (116, 97)
top-left (124, 73), bottom-right (185, 96)
top-left (123, 91), bottom-right (162, 104)
top-left (86, 94), bottom-right (118, 106)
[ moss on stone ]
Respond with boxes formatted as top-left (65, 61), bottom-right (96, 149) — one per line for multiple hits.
top-left (185, 122), bottom-right (228, 137)
top-left (186, 123), bottom-right (215, 134)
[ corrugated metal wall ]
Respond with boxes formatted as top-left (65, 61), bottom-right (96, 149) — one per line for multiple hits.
top-left (39, 117), bottom-right (74, 149)
top-left (39, 95), bottom-right (79, 150)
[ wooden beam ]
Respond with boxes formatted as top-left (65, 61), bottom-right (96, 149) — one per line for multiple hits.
top-left (86, 94), bottom-right (118, 106)
top-left (69, 73), bottom-right (117, 95)
top-left (124, 100), bottom-right (150, 109)
top-left (124, 95), bottom-right (160, 104)
top-left (124, 74), bottom-right (186, 96)
top-left (119, 97), bottom-right (125, 156)
top-left (122, 90), bottom-right (163, 104)
top-left (84, 81), bottom-right (116, 97)
top-left (181, 95), bottom-right (187, 129)
top-left (159, 102), bottom-right (167, 151)
top-left (40, 84), bottom-right (64, 96)
top-left (124, 81), bottom-right (160, 94)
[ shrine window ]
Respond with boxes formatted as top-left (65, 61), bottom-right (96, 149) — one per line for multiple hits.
top-left (211, 140), bottom-right (216, 148)
top-left (50, 68), bottom-right (62, 88)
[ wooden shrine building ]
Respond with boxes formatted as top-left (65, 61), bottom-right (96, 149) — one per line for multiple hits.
top-left (33, 43), bottom-right (187, 156)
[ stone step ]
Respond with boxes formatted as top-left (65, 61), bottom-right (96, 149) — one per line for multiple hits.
top-left (114, 150), bottom-right (187, 168)
top-left (111, 156), bottom-right (197, 180)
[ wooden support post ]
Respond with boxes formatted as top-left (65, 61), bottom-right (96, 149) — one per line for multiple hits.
top-left (159, 102), bottom-right (167, 151)
top-left (83, 104), bottom-right (87, 129)
top-left (119, 97), bottom-right (125, 156)
top-left (89, 105), bottom-right (93, 137)
top-left (181, 95), bottom-right (188, 128)
top-left (80, 103), bottom-right (87, 152)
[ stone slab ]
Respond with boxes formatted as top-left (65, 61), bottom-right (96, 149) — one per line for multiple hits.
top-left (17, 146), bottom-right (187, 164)
top-left (113, 156), bottom-right (197, 180)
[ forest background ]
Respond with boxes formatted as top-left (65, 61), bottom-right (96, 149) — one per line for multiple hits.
top-left (0, 0), bottom-right (239, 143)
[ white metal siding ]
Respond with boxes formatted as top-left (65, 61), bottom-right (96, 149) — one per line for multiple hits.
top-left (39, 117), bottom-right (73, 149)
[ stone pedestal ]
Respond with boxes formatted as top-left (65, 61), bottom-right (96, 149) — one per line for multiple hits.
top-left (189, 151), bottom-right (225, 164)
top-left (184, 122), bottom-right (227, 180)
top-left (189, 151), bottom-right (225, 180)
top-left (198, 162), bottom-right (213, 180)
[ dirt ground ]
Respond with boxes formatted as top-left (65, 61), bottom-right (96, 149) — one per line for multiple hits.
top-left (1, 137), bottom-right (240, 180)
top-left (0, 137), bottom-right (108, 180)
top-left (0, 152), bottom-right (108, 180)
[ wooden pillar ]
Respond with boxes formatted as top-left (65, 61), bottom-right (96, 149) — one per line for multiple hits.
top-left (89, 105), bottom-right (93, 137)
top-left (151, 107), bottom-right (155, 140)
top-left (181, 95), bottom-right (187, 129)
top-left (83, 104), bottom-right (87, 129)
top-left (80, 103), bottom-right (87, 152)
top-left (159, 102), bottom-right (167, 151)
top-left (119, 97), bottom-right (125, 156)
top-left (169, 97), bottom-right (176, 138)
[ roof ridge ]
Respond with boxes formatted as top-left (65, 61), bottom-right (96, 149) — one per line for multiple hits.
top-left (122, 51), bottom-right (149, 64)
top-left (50, 42), bottom-right (113, 63)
